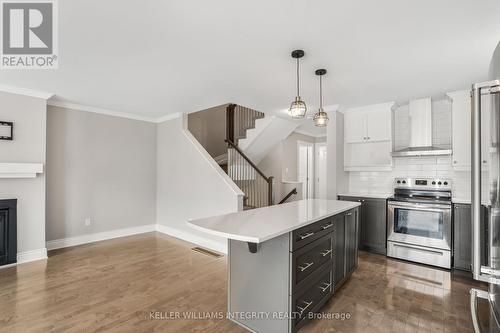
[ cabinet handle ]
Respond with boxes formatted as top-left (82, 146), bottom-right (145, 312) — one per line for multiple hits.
top-left (319, 282), bottom-right (332, 292)
top-left (298, 262), bottom-right (314, 272)
top-left (345, 212), bottom-right (352, 216)
top-left (453, 160), bottom-right (458, 164)
top-left (483, 160), bottom-right (487, 164)
top-left (299, 232), bottom-right (314, 240)
top-left (320, 249), bottom-right (332, 257)
top-left (321, 223), bottom-right (333, 230)
top-left (297, 300), bottom-right (313, 316)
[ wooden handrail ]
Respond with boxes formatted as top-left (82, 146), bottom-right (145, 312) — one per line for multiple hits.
top-left (226, 104), bottom-right (274, 206)
top-left (278, 188), bottom-right (297, 204)
top-left (226, 139), bottom-right (271, 183)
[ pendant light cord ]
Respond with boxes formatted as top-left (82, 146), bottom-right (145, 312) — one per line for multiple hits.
top-left (319, 75), bottom-right (323, 110)
top-left (296, 58), bottom-right (300, 97)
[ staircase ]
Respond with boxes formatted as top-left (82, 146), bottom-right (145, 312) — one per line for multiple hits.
top-left (224, 104), bottom-right (274, 209)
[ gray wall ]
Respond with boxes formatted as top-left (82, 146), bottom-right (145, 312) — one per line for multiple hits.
top-left (258, 132), bottom-right (322, 201)
top-left (46, 106), bottom-right (157, 241)
top-left (0, 91), bottom-right (47, 253)
top-left (187, 104), bottom-right (227, 158)
top-left (490, 41), bottom-right (500, 80)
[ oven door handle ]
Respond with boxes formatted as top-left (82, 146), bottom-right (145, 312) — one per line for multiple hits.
top-left (388, 201), bottom-right (451, 211)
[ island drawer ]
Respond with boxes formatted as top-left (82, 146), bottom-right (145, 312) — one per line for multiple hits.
top-left (291, 233), bottom-right (334, 289)
top-left (291, 265), bottom-right (333, 331)
top-left (291, 216), bottom-right (335, 250)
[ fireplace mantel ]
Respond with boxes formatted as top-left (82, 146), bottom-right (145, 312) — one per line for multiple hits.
top-left (0, 163), bottom-right (44, 178)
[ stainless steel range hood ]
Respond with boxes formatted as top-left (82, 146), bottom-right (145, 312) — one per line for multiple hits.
top-left (392, 98), bottom-right (452, 157)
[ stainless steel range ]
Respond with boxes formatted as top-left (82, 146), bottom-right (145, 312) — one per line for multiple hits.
top-left (387, 178), bottom-right (452, 269)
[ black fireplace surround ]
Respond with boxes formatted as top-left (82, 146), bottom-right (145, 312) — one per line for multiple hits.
top-left (0, 199), bottom-right (17, 266)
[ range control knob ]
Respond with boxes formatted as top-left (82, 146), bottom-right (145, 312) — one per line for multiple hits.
top-left (432, 181), bottom-right (436, 185)
top-left (397, 180), bottom-right (401, 184)
top-left (443, 181), bottom-right (448, 185)
top-left (438, 181), bottom-right (442, 185)
top-left (402, 180), bottom-right (407, 184)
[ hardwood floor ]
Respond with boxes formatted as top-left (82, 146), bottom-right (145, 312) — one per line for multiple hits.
top-left (0, 233), bottom-right (490, 332)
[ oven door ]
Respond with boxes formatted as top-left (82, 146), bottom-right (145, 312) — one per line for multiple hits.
top-left (387, 200), bottom-right (452, 250)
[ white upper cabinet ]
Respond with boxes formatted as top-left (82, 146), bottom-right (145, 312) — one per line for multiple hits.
top-left (344, 110), bottom-right (367, 143)
top-left (448, 89), bottom-right (490, 170)
top-left (366, 106), bottom-right (391, 142)
top-left (448, 90), bottom-right (471, 169)
top-left (343, 102), bottom-right (394, 170)
top-left (344, 103), bottom-right (392, 143)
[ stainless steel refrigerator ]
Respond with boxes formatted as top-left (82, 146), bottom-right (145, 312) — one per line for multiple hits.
top-left (471, 78), bottom-right (500, 332)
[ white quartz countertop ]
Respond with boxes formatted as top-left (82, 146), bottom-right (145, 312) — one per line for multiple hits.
top-left (187, 199), bottom-right (361, 243)
top-left (337, 191), bottom-right (393, 199)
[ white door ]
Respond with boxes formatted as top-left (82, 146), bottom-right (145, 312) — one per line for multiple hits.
top-left (298, 142), bottom-right (314, 199)
top-left (315, 143), bottom-right (327, 199)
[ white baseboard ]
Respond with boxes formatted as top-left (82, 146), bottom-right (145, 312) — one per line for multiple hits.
top-left (17, 248), bottom-right (48, 264)
top-left (155, 224), bottom-right (228, 254)
top-left (46, 224), bottom-right (157, 251)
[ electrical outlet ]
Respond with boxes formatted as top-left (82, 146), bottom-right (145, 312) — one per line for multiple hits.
top-left (84, 217), bottom-right (91, 226)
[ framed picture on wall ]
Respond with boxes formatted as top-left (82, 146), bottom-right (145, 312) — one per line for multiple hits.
top-left (0, 121), bottom-right (13, 140)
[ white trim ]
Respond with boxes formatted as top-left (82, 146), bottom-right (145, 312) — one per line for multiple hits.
top-left (156, 224), bottom-right (228, 254)
top-left (293, 129), bottom-right (327, 138)
top-left (156, 112), bottom-right (182, 123)
top-left (48, 100), bottom-right (159, 123)
top-left (17, 248), bottom-right (48, 264)
top-left (46, 224), bottom-right (156, 250)
top-left (0, 84), bottom-right (54, 100)
top-left (0, 163), bottom-right (43, 178)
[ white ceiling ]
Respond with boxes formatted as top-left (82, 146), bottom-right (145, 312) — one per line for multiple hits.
top-left (1, 0), bottom-right (499, 135)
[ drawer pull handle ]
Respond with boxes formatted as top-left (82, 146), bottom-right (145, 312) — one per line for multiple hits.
top-left (297, 300), bottom-right (313, 316)
top-left (299, 232), bottom-right (314, 240)
top-left (321, 223), bottom-right (333, 230)
top-left (298, 262), bottom-right (314, 272)
top-left (320, 249), bottom-right (332, 257)
top-left (345, 212), bottom-right (352, 216)
top-left (319, 282), bottom-right (332, 292)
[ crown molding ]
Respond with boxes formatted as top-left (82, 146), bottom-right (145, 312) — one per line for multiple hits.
top-left (0, 84), bottom-right (54, 100)
top-left (293, 129), bottom-right (327, 138)
top-left (156, 112), bottom-right (182, 123)
top-left (47, 100), bottom-right (160, 123)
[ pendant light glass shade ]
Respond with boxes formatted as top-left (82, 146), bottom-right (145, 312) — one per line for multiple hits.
top-left (289, 97), bottom-right (307, 118)
top-left (313, 69), bottom-right (329, 127)
top-left (313, 109), bottom-right (329, 127)
top-left (288, 50), bottom-right (307, 119)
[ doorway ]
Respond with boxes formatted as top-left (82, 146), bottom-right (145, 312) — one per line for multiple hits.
top-left (315, 142), bottom-right (327, 199)
top-left (297, 141), bottom-right (314, 199)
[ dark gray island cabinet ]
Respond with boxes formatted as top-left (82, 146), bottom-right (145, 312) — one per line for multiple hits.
top-left (188, 199), bottom-right (360, 333)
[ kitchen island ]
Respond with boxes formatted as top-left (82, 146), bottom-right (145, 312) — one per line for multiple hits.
top-left (188, 199), bottom-right (360, 333)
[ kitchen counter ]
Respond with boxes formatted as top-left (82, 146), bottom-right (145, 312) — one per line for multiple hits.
top-left (188, 199), bottom-right (360, 243)
top-left (187, 199), bottom-right (360, 333)
top-left (337, 191), bottom-right (393, 199)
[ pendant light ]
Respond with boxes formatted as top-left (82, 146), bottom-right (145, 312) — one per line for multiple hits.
top-left (288, 50), bottom-right (307, 118)
top-left (313, 69), bottom-right (329, 127)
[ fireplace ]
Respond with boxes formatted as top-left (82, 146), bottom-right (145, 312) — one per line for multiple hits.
top-left (0, 199), bottom-right (17, 266)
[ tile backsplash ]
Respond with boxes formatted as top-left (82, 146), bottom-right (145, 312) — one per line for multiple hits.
top-left (347, 156), bottom-right (487, 201)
